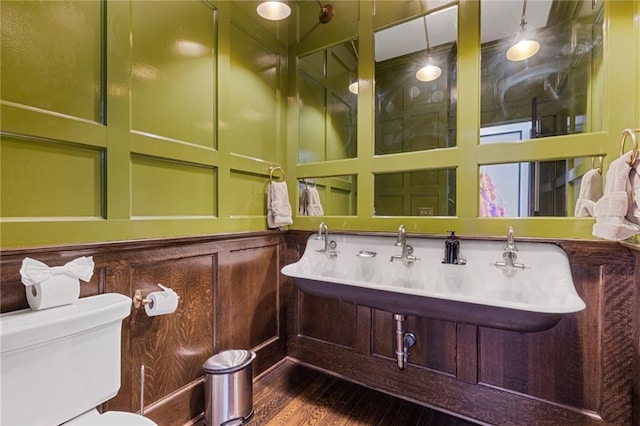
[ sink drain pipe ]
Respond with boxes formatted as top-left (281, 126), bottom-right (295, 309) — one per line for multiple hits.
top-left (394, 314), bottom-right (416, 370)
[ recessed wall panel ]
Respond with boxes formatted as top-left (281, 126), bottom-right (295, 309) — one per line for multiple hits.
top-left (131, 155), bottom-right (216, 217)
top-left (228, 171), bottom-right (268, 217)
top-left (229, 24), bottom-right (279, 160)
top-left (131, 1), bottom-right (216, 148)
top-left (1, 0), bottom-right (103, 122)
top-left (0, 136), bottom-right (103, 218)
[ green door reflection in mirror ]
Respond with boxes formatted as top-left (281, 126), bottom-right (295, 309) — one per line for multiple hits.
top-left (375, 169), bottom-right (456, 217)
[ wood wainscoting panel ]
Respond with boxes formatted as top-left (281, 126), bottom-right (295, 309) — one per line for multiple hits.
top-left (217, 239), bottom-right (287, 374)
top-left (478, 260), bottom-right (603, 412)
top-left (128, 254), bottom-right (214, 417)
top-left (298, 293), bottom-right (358, 349)
top-left (0, 232), bottom-right (289, 426)
top-left (372, 310), bottom-right (457, 375)
top-left (630, 245), bottom-right (640, 426)
top-left (287, 233), bottom-right (639, 425)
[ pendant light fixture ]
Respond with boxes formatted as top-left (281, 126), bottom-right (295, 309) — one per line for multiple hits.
top-left (256, 1), bottom-right (291, 21)
top-left (415, 15), bottom-right (442, 82)
top-left (506, 0), bottom-right (540, 61)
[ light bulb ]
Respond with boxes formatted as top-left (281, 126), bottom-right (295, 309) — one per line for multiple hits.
top-left (256, 1), bottom-right (291, 21)
top-left (506, 39), bottom-right (540, 61)
top-left (416, 63), bottom-right (442, 82)
top-left (348, 81), bottom-right (358, 94)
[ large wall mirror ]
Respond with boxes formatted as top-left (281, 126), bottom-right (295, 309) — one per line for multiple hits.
top-left (374, 5), bottom-right (458, 155)
top-left (480, 0), bottom-right (604, 137)
top-left (298, 39), bottom-right (358, 164)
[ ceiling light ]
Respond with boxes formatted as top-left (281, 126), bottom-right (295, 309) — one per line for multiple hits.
top-left (348, 81), bottom-right (358, 94)
top-left (416, 63), bottom-right (442, 82)
top-left (256, 1), bottom-right (291, 21)
top-left (416, 15), bottom-right (442, 82)
top-left (506, 0), bottom-right (540, 61)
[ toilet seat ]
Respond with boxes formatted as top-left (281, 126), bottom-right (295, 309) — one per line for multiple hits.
top-left (64, 409), bottom-right (157, 426)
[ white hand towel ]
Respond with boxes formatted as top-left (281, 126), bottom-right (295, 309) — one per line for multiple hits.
top-left (592, 151), bottom-right (640, 240)
top-left (574, 168), bottom-right (603, 217)
top-left (305, 186), bottom-right (324, 216)
top-left (267, 181), bottom-right (293, 229)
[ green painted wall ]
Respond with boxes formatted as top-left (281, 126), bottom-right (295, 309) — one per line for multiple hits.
top-left (1, 0), bottom-right (639, 249)
top-left (1, 0), bottom-right (288, 248)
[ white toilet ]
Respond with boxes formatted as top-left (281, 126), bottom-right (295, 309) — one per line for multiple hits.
top-left (0, 293), bottom-right (157, 426)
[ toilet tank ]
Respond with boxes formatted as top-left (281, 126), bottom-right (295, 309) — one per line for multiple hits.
top-left (0, 293), bottom-right (132, 426)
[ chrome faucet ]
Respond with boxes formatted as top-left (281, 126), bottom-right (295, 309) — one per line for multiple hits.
top-left (505, 225), bottom-right (518, 253)
top-left (390, 225), bottom-right (419, 267)
top-left (315, 222), bottom-right (337, 258)
top-left (492, 225), bottom-right (526, 276)
top-left (316, 222), bottom-right (328, 241)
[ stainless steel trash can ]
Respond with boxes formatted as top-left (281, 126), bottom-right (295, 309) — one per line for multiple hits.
top-left (203, 349), bottom-right (256, 426)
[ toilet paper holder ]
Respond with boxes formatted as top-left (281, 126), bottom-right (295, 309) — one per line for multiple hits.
top-left (133, 290), bottom-right (153, 309)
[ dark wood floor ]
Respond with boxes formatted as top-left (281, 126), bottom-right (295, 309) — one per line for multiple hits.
top-left (247, 360), bottom-right (479, 425)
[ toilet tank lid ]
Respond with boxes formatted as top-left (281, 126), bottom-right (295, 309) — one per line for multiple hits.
top-left (203, 349), bottom-right (256, 374)
top-left (0, 293), bottom-right (131, 354)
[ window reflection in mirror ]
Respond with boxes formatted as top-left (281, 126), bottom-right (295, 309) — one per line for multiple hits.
top-left (480, 0), bottom-right (603, 139)
top-left (298, 175), bottom-right (357, 216)
top-left (298, 40), bottom-right (358, 164)
top-left (480, 156), bottom-right (595, 217)
top-left (374, 169), bottom-right (456, 216)
top-left (375, 6), bottom-right (458, 155)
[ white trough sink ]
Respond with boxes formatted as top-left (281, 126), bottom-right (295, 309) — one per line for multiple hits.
top-left (281, 233), bottom-right (586, 332)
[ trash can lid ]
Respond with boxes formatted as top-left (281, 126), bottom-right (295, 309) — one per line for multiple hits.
top-left (203, 349), bottom-right (256, 374)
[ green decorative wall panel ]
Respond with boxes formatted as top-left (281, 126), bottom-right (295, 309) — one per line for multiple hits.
top-left (1, 0), bottom-right (103, 122)
top-left (0, 136), bottom-right (103, 218)
top-left (228, 23), bottom-right (279, 160)
top-left (228, 170), bottom-right (268, 217)
top-left (131, 155), bottom-right (216, 217)
top-left (130, 0), bottom-right (216, 148)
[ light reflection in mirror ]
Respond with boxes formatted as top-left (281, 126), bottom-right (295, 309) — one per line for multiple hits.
top-left (480, 0), bottom-right (604, 137)
top-left (374, 6), bottom-right (458, 155)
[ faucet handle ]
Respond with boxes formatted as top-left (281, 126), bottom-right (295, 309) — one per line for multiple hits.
top-left (395, 225), bottom-right (406, 246)
top-left (316, 222), bottom-right (327, 240)
top-left (505, 225), bottom-right (518, 251)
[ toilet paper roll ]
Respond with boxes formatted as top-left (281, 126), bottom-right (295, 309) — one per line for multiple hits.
top-left (25, 274), bottom-right (80, 311)
top-left (144, 288), bottom-right (179, 317)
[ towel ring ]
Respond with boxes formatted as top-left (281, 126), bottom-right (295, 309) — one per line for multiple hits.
top-left (303, 178), bottom-right (316, 189)
top-left (591, 156), bottom-right (603, 174)
top-left (269, 166), bottom-right (286, 182)
top-left (619, 128), bottom-right (639, 165)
